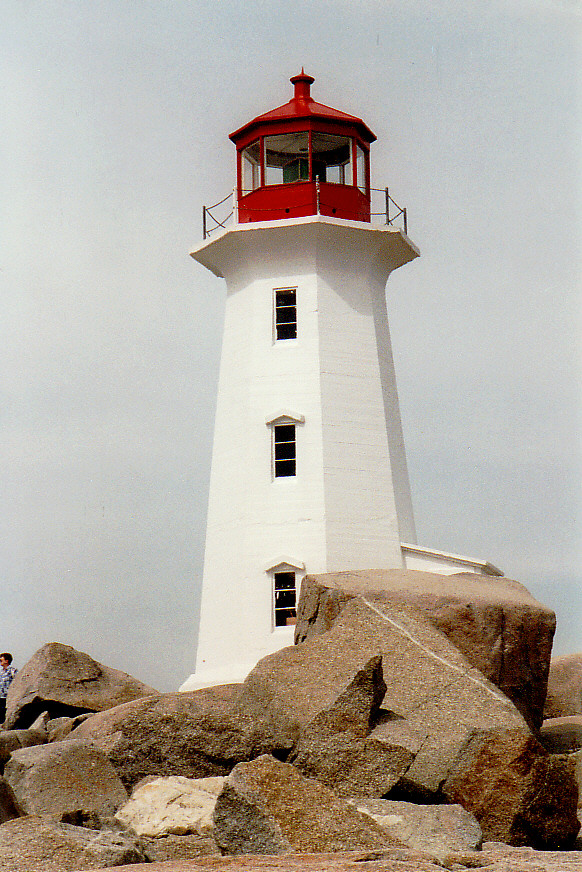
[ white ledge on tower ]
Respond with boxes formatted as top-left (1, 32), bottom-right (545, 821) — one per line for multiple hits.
top-left (401, 543), bottom-right (504, 577)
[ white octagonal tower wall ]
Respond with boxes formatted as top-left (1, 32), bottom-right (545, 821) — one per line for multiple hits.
top-left (314, 225), bottom-right (416, 567)
top-left (181, 216), bottom-right (419, 690)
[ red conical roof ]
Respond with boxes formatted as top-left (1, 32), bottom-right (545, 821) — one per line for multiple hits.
top-left (230, 71), bottom-right (376, 144)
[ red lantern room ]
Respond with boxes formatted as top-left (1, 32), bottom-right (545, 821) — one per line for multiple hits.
top-left (230, 71), bottom-right (376, 224)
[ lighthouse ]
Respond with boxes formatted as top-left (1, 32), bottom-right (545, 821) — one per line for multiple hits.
top-left (181, 72), bottom-right (502, 691)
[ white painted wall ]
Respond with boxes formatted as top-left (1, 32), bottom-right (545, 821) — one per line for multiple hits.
top-left (181, 216), bottom-right (419, 690)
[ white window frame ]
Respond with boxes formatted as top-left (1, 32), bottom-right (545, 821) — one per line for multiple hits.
top-left (273, 570), bottom-right (297, 627)
top-left (241, 140), bottom-right (261, 194)
top-left (265, 411), bottom-right (305, 481)
top-left (264, 557), bottom-right (305, 632)
top-left (273, 287), bottom-right (297, 342)
top-left (273, 423), bottom-right (296, 478)
top-left (355, 142), bottom-right (367, 194)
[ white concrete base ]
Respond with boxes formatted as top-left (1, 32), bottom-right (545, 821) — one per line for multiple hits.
top-left (180, 623), bottom-right (296, 692)
top-left (179, 662), bottom-right (257, 692)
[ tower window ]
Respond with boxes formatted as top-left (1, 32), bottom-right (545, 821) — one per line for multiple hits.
top-left (242, 140), bottom-right (261, 194)
top-left (274, 571), bottom-right (296, 627)
top-left (273, 424), bottom-right (296, 477)
top-left (275, 288), bottom-right (297, 340)
top-left (311, 132), bottom-right (352, 185)
top-left (264, 132), bottom-right (309, 186)
top-left (356, 142), bottom-right (367, 194)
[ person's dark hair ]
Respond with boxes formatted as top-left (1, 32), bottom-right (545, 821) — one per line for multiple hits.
top-left (0, 653), bottom-right (13, 664)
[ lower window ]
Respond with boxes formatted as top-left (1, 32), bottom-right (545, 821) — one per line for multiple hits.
top-left (273, 424), bottom-right (296, 477)
top-left (274, 571), bottom-right (296, 627)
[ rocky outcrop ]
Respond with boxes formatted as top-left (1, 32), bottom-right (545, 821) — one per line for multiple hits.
top-left (242, 595), bottom-right (529, 777)
top-left (3, 621), bottom-right (576, 860)
top-left (83, 846), bottom-right (582, 871)
top-left (238, 596), bottom-right (578, 846)
top-left (544, 654), bottom-right (582, 719)
top-left (69, 683), bottom-right (251, 788)
top-left (295, 569), bottom-right (555, 731)
top-left (116, 775), bottom-right (226, 837)
top-left (3, 738), bottom-right (128, 816)
top-left (0, 814), bottom-right (147, 871)
top-left (4, 642), bottom-right (159, 729)
top-left (213, 755), bottom-right (394, 855)
top-left (351, 798), bottom-right (482, 860)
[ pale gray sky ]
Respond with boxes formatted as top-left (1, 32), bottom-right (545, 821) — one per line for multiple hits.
top-left (2, 0), bottom-right (580, 691)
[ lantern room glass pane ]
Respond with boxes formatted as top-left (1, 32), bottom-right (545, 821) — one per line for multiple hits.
top-left (242, 141), bottom-right (261, 194)
top-left (311, 133), bottom-right (352, 185)
top-left (265, 132), bottom-right (309, 185)
top-left (356, 143), bottom-right (367, 194)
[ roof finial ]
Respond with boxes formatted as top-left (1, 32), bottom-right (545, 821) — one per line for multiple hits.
top-left (290, 70), bottom-right (315, 102)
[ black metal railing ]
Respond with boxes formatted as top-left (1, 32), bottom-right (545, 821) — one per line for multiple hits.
top-left (202, 186), bottom-right (408, 239)
top-left (370, 187), bottom-right (408, 235)
top-left (202, 192), bottom-right (234, 239)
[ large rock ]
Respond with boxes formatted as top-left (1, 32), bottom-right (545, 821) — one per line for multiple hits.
top-left (0, 815), bottom-right (147, 871)
top-left (213, 755), bottom-right (393, 854)
top-left (47, 712), bottom-right (94, 743)
top-left (72, 662), bottom-right (412, 800)
top-left (291, 657), bottom-right (416, 796)
top-left (239, 596), bottom-right (579, 847)
top-left (540, 716), bottom-right (582, 753)
top-left (5, 642), bottom-right (159, 729)
top-left (293, 730), bottom-right (417, 799)
top-left (479, 843), bottom-right (582, 872)
top-left (571, 749), bottom-right (582, 819)
top-left (0, 711), bottom-right (49, 771)
top-left (444, 732), bottom-right (579, 848)
top-left (70, 684), bottom-right (263, 789)
top-left (241, 594), bottom-right (528, 780)
top-left (352, 798), bottom-right (482, 861)
top-left (116, 775), bottom-right (226, 837)
top-left (3, 738), bottom-right (128, 816)
top-left (544, 653), bottom-right (582, 719)
top-left (140, 832), bottom-right (220, 862)
top-left (0, 777), bottom-right (21, 824)
top-left (295, 569), bottom-right (555, 731)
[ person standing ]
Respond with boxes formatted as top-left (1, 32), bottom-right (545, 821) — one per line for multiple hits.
top-left (0, 653), bottom-right (17, 725)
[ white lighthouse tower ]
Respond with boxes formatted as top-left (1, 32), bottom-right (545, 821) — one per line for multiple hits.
top-left (181, 72), bottom-right (501, 691)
